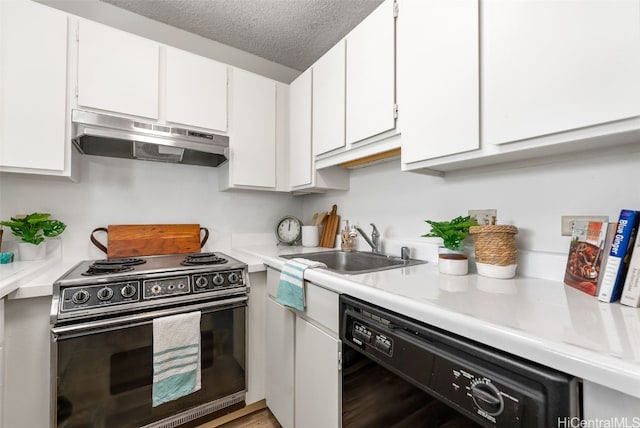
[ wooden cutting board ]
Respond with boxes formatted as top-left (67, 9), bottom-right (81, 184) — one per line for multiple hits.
top-left (320, 205), bottom-right (340, 248)
top-left (91, 224), bottom-right (208, 258)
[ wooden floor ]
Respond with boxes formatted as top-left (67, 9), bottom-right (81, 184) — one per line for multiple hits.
top-left (218, 408), bottom-right (281, 428)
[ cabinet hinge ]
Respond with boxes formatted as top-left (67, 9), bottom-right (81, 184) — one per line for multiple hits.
top-left (75, 84), bottom-right (79, 98)
top-left (393, 103), bottom-right (399, 119)
top-left (393, 1), bottom-right (399, 18)
top-left (338, 351), bottom-right (342, 371)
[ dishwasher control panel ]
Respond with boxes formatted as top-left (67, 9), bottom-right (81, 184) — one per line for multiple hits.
top-left (430, 355), bottom-right (523, 426)
top-left (351, 322), bottom-right (393, 356)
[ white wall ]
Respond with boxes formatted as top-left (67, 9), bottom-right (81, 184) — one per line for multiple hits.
top-left (0, 155), bottom-right (302, 262)
top-left (302, 148), bottom-right (640, 261)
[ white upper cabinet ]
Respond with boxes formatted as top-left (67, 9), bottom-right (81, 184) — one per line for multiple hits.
top-left (289, 69), bottom-right (313, 188)
top-left (399, 0), bottom-right (479, 164)
top-left (0, 0), bottom-right (70, 174)
top-left (227, 68), bottom-right (276, 188)
top-left (482, 0), bottom-right (640, 145)
top-left (77, 20), bottom-right (159, 119)
top-left (312, 40), bottom-right (346, 156)
top-left (289, 68), bottom-right (349, 193)
top-left (346, 0), bottom-right (396, 145)
top-left (165, 47), bottom-right (228, 131)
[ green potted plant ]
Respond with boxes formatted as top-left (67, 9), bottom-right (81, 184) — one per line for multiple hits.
top-left (423, 215), bottom-right (478, 275)
top-left (0, 212), bottom-right (66, 260)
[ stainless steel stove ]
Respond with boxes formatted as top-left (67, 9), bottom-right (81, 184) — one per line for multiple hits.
top-left (50, 252), bottom-right (250, 428)
top-left (52, 252), bottom-right (248, 324)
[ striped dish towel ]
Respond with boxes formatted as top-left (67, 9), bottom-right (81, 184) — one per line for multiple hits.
top-left (152, 311), bottom-right (201, 407)
top-left (276, 258), bottom-right (327, 310)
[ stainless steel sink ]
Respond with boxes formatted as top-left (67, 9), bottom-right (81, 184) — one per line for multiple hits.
top-left (281, 250), bottom-right (427, 274)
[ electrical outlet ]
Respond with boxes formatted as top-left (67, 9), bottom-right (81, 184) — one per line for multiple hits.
top-left (468, 209), bottom-right (497, 226)
top-left (561, 215), bottom-right (609, 236)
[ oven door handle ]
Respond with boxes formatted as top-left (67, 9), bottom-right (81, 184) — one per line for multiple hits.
top-left (52, 296), bottom-right (247, 339)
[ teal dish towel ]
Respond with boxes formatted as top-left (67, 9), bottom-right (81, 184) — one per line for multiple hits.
top-left (152, 311), bottom-right (201, 407)
top-left (276, 258), bottom-right (327, 311)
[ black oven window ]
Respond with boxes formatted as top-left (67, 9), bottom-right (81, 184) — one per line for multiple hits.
top-left (56, 306), bottom-right (246, 427)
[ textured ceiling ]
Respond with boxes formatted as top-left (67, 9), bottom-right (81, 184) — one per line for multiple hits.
top-left (99, 0), bottom-right (384, 71)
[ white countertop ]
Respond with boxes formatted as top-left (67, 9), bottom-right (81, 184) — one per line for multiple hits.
top-left (233, 244), bottom-right (640, 400)
top-left (0, 256), bottom-right (72, 300)
top-left (5, 242), bottom-right (640, 399)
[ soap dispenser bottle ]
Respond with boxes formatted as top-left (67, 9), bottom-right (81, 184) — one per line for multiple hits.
top-left (341, 220), bottom-right (356, 251)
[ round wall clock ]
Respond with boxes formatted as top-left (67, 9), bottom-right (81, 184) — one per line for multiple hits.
top-left (275, 216), bottom-right (303, 245)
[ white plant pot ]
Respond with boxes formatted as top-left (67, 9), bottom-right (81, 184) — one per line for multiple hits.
top-left (438, 248), bottom-right (468, 276)
top-left (18, 241), bottom-right (47, 261)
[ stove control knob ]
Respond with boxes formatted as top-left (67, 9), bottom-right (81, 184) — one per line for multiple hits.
top-left (195, 276), bottom-right (209, 289)
top-left (212, 274), bottom-right (225, 286)
top-left (72, 289), bottom-right (90, 304)
top-left (471, 381), bottom-right (504, 416)
top-left (121, 284), bottom-right (137, 298)
top-left (97, 287), bottom-right (114, 301)
top-left (228, 272), bottom-right (239, 284)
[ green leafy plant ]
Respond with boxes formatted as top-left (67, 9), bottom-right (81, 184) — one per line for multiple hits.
top-left (422, 215), bottom-right (478, 251)
top-left (0, 212), bottom-right (66, 245)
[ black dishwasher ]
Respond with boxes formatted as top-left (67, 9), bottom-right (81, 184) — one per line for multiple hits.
top-left (340, 295), bottom-right (580, 428)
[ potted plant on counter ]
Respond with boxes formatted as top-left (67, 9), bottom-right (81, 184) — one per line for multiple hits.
top-left (0, 212), bottom-right (66, 260)
top-left (422, 215), bottom-right (478, 275)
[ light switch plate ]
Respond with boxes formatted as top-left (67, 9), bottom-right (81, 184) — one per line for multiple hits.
top-left (561, 215), bottom-right (609, 236)
top-left (469, 209), bottom-right (498, 225)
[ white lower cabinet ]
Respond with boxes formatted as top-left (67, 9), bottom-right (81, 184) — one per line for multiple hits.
top-left (294, 318), bottom-right (341, 428)
top-left (265, 268), bottom-right (341, 428)
top-left (265, 297), bottom-right (295, 428)
top-left (246, 272), bottom-right (267, 405)
top-left (0, 299), bottom-right (4, 428)
top-left (3, 296), bottom-right (51, 428)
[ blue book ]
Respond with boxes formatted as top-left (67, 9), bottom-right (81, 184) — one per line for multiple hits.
top-left (598, 210), bottom-right (640, 303)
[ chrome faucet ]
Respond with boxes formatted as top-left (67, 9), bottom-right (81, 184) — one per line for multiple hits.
top-left (355, 223), bottom-right (380, 253)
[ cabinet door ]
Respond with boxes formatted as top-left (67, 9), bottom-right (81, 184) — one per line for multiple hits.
top-left (399, 0), bottom-right (479, 163)
top-left (265, 298), bottom-right (295, 428)
top-left (230, 69), bottom-right (276, 188)
top-left (275, 83), bottom-right (290, 191)
top-left (346, 0), bottom-right (395, 144)
top-left (482, 0), bottom-right (640, 145)
top-left (295, 317), bottom-right (341, 428)
top-left (289, 69), bottom-right (313, 188)
top-left (77, 20), bottom-right (159, 119)
top-left (0, 0), bottom-right (67, 171)
top-left (313, 40), bottom-right (346, 156)
top-left (165, 47), bottom-right (227, 131)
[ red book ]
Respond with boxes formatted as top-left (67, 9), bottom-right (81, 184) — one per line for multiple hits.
top-left (564, 221), bottom-right (609, 296)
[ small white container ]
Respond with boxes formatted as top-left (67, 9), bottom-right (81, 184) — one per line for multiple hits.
top-left (18, 241), bottom-right (47, 261)
top-left (301, 226), bottom-right (320, 247)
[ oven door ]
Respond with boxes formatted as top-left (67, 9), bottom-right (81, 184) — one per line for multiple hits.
top-left (51, 296), bottom-right (247, 428)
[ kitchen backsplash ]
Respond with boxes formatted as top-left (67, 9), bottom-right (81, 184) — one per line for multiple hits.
top-left (2, 144), bottom-right (640, 284)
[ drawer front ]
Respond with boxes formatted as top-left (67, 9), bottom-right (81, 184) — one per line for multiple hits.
top-left (266, 268), bottom-right (339, 333)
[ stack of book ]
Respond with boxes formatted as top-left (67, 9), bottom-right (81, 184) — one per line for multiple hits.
top-left (564, 209), bottom-right (640, 306)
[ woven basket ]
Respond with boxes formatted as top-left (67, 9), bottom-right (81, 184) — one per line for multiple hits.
top-left (469, 225), bottom-right (518, 266)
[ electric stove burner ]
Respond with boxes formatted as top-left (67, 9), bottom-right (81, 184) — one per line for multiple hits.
top-left (181, 252), bottom-right (228, 266)
top-left (81, 258), bottom-right (146, 276)
top-left (91, 258), bottom-right (146, 267)
top-left (81, 265), bottom-right (135, 276)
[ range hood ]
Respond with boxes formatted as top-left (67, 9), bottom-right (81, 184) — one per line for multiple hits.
top-left (72, 110), bottom-right (229, 167)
